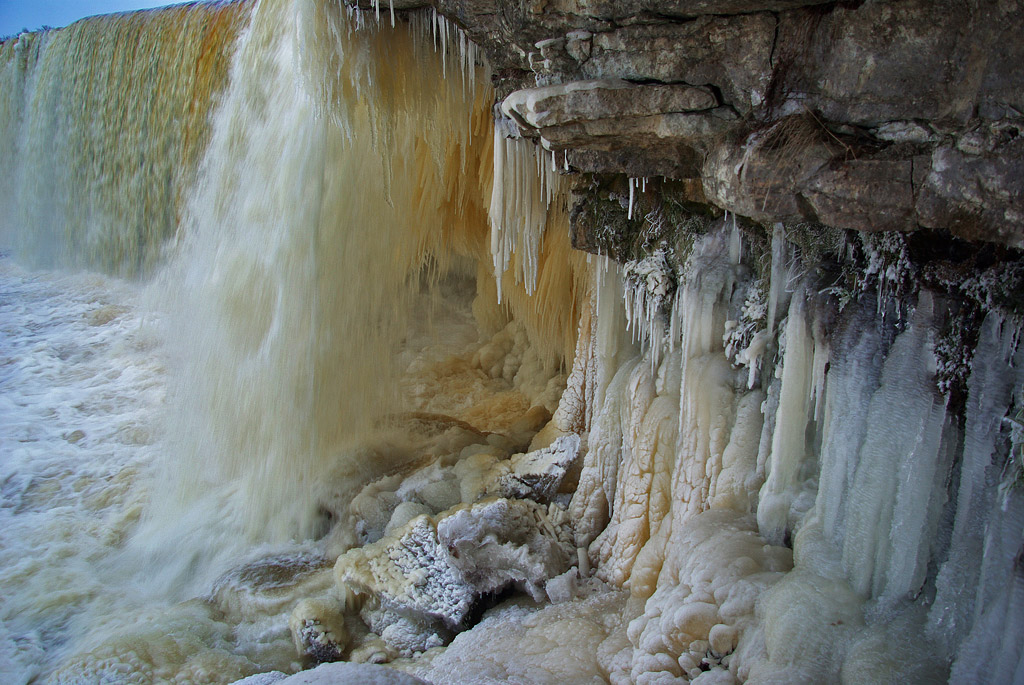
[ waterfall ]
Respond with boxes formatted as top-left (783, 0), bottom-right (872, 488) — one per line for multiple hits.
top-left (135, 0), bottom-right (496, 580)
top-left (0, 1), bottom-right (249, 275)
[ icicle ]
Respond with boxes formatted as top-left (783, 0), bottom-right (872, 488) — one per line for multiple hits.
top-left (628, 178), bottom-right (635, 220)
top-left (729, 212), bottom-right (742, 265)
top-left (757, 288), bottom-right (815, 546)
top-left (810, 329), bottom-right (829, 423)
top-left (563, 150), bottom-right (569, 172)
top-left (490, 126), bottom-right (506, 303)
top-left (767, 222), bottom-right (786, 335)
top-left (838, 294), bottom-right (950, 600)
top-left (487, 124), bottom-right (563, 298)
top-left (441, 17), bottom-right (447, 80)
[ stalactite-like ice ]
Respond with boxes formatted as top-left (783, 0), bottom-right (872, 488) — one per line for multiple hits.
top-left (929, 314), bottom-right (1024, 669)
top-left (756, 289), bottom-right (819, 547)
top-left (488, 127), bottom-right (564, 300)
top-left (554, 221), bottom-right (1024, 684)
top-left (840, 294), bottom-right (949, 601)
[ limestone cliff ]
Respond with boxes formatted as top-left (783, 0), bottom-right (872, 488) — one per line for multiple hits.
top-left (358, 0), bottom-right (1023, 248)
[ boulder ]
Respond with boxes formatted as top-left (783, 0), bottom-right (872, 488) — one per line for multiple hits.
top-left (496, 434), bottom-right (582, 502)
top-left (437, 497), bottom-right (575, 601)
top-left (334, 498), bottom-right (577, 651)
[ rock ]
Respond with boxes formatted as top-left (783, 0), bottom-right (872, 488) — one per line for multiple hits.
top-left (544, 108), bottom-right (736, 153)
top-left (347, 0), bottom-right (428, 9)
top-left (503, 79), bottom-right (717, 131)
top-left (804, 159), bottom-right (916, 233)
top-left (873, 121), bottom-right (937, 145)
top-left (358, 601), bottom-right (450, 657)
top-left (581, 15), bottom-right (776, 115)
top-left (346, 635), bottom-right (395, 665)
top-left (501, 78), bottom-right (731, 172)
top-left (565, 30), bottom-right (592, 63)
top-left (231, 673), bottom-right (288, 685)
top-left (350, 474), bottom-right (403, 544)
top-left (335, 497), bottom-right (576, 649)
top-left (576, 0), bottom-right (833, 20)
top-left (378, 613), bottom-right (446, 655)
top-left (208, 553), bottom-right (334, 622)
top-left (497, 434), bottom-right (582, 502)
top-left (289, 598), bottom-right (349, 664)
top-left (777, 0), bottom-right (1024, 126)
top-left (385, 501), bottom-right (433, 535)
top-left (701, 121), bottom-right (836, 223)
top-left (915, 137), bottom-right (1024, 248)
top-left (395, 462), bottom-right (462, 512)
top-left (437, 498), bottom-right (575, 601)
top-left (335, 515), bottom-right (476, 631)
top-left (420, 0), bottom-right (1024, 247)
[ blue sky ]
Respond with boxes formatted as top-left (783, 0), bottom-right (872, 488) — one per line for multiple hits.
top-left (0, 1), bottom-right (194, 38)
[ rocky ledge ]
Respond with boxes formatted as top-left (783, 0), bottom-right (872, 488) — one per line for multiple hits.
top-left (353, 0), bottom-right (1024, 249)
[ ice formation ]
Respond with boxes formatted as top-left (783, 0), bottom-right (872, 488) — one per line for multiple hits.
top-left (489, 122), bottom-right (566, 300)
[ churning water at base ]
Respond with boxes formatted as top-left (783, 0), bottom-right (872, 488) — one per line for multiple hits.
top-left (0, 259), bottom-right (165, 679)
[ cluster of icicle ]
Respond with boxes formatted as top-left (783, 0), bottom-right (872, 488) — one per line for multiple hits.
top-left (526, 210), bottom-right (1024, 681)
top-left (489, 126), bottom-right (566, 301)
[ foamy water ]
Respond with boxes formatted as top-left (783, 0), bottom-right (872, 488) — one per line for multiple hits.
top-left (0, 257), bottom-right (166, 680)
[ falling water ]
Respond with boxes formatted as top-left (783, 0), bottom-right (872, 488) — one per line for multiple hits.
top-left (0, 1), bottom-right (248, 275)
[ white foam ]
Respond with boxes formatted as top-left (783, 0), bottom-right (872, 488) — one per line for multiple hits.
top-left (0, 259), bottom-right (164, 680)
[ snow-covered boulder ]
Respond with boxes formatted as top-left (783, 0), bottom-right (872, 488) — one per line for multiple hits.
top-left (333, 497), bottom-right (578, 654)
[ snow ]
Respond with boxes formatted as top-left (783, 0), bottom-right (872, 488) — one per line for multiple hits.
top-left (272, 662), bottom-right (428, 684)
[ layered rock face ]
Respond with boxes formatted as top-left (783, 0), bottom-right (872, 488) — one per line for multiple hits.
top-left (384, 0), bottom-right (1023, 247)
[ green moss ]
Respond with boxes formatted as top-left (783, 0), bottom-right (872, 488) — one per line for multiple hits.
top-left (570, 175), bottom-right (716, 268)
top-left (784, 221), bottom-right (846, 268)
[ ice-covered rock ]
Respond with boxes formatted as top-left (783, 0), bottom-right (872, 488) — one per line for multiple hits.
top-left (231, 673), bottom-right (288, 685)
top-left (288, 598), bottom-right (349, 664)
top-left (437, 497), bottom-right (576, 602)
top-left (496, 434), bottom-right (581, 502)
top-left (335, 515), bottom-right (475, 632)
top-left (358, 600), bottom-right (451, 658)
top-left (334, 496), bottom-right (578, 653)
top-left (272, 661), bottom-right (429, 684)
top-left (409, 590), bottom-right (626, 685)
top-left (208, 552), bottom-right (335, 623)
